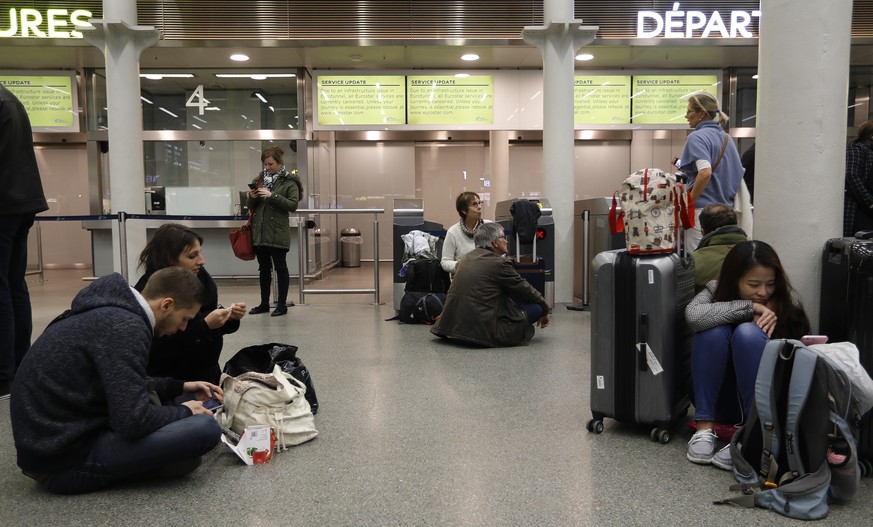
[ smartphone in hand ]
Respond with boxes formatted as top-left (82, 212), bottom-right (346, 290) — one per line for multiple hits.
top-left (247, 183), bottom-right (257, 190)
top-left (801, 335), bottom-right (828, 346)
top-left (203, 397), bottom-right (223, 412)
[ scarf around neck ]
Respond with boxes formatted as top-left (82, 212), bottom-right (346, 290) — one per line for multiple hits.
top-left (459, 218), bottom-right (483, 238)
top-left (261, 167), bottom-right (287, 190)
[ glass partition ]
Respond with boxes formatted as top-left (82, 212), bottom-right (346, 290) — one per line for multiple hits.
top-left (85, 69), bottom-right (305, 214)
top-left (88, 68), bottom-right (301, 131)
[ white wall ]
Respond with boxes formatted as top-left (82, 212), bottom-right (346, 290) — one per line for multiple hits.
top-left (332, 139), bottom-right (633, 265)
top-left (30, 145), bottom-right (92, 269)
top-left (335, 142), bottom-right (416, 261)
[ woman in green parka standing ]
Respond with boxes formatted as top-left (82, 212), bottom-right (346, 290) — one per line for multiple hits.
top-left (246, 145), bottom-right (302, 317)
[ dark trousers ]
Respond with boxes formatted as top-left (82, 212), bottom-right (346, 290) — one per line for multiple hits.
top-left (0, 213), bottom-right (35, 383)
top-left (254, 245), bottom-right (289, 306)
top-left (40, 414), bottom-right (221, 494)
top-left (514, 301), bottom-right (544, 325)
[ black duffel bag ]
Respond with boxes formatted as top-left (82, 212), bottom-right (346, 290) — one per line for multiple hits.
top-left (399, 291), bottom-right (446, 324)
top-left (223, 343), bottom-right (319, 414)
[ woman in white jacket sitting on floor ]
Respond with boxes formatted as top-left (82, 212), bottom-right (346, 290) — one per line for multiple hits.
top-left (440, 192), bottom-right (491, 274)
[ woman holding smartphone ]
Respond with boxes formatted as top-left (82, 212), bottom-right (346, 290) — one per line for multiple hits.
top-left (135, 223), bottom-right (246, 384)
top-left (684, 241), bottom-right (810, 471)
top-left (246, 145), bottom-right (302, 316)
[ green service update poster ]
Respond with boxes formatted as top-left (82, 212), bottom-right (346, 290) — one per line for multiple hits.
top-left (574, 76), bottom-right (632, 125)
top-left (0, 75), bottom-right (76, 129)
top-left (407, 75), bottom-right (493, 125)
top-left (316, 75), bottom-right (406, 125)
top-left (630, 75), bottom-right (719, 125)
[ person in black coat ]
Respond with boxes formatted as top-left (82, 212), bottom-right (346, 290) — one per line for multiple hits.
top-left (0, 83), bottom-right (48, 397)
top-left (134, 224), bottom-right (246, 384)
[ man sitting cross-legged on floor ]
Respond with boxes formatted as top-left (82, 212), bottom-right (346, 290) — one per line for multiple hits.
top-left (10, 267), bottom-right (223, 494)
top-left (431, 222), bottom-right (550, 347)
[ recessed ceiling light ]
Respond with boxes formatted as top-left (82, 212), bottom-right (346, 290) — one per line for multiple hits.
top-left (461, 53), bottom-right (480, 61)
top-left (230, 53), bottom-right (249, 62)
top-left (575, 53), bottom-right (595, 61)
top-left (455, 73), bottom-right (470, 78)
top-left (752, 74), bottom-right (759, 80)
top-left (214, 73), bottom-right (296, 79)
top-left (350, 54), bottom-right (364, 62)
top-left (140, 73), bottom-right (194, 79)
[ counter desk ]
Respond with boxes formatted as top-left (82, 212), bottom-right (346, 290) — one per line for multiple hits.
top-left (82, 216), bottom-right (303, 278)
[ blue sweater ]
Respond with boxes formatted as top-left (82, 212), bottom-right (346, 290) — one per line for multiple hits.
top-left (11, 273), bottom-right (189, 474)
top-left (679, 120), bottom-right (744, 208)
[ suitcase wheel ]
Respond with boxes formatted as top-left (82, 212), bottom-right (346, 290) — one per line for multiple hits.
top-left (586, 419), bottom-right (604, 434)
top-left (860, 458), bottom-right (873, 478)
top-left (650, 427), bottom-right (671, 444)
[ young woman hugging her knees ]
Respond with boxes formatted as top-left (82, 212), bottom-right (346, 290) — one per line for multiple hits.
top-left (685, 240), bottom-right (810, 470)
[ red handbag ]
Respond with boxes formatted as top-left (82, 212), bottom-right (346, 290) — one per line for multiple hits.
top-left (229, 214), bottom-right (255, 261)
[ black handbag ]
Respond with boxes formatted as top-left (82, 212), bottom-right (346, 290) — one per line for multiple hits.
top-left (223, 343), bottom-right (319, 414)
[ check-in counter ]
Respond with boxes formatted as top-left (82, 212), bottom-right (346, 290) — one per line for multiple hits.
top-left (83, 216), bottom-right (303, 278)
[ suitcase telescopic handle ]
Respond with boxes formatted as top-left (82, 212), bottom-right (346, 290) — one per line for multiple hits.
top-left (638, 313), bottom-right (648, 372)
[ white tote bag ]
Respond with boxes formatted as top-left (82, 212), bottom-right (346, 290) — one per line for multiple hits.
top-left (219, 364), bottom-right (317, 449)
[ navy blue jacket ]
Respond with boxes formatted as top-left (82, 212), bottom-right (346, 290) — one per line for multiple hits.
top-left (11, 274), bottom-right (189, 474)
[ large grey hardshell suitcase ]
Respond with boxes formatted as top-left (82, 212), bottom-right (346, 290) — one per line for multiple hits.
top-left (587, 249), bottom-right (695, 443)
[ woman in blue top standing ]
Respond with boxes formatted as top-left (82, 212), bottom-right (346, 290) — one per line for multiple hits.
top-left (679, 92), bottom-right (744, 251)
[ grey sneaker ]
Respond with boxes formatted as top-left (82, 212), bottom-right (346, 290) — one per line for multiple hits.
top-left (711, 444), bottom-right (733, 471)
top-left (687, 428), bottom-right (718, 465)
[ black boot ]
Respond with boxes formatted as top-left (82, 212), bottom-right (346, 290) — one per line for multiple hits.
top-left (252, 271), bottom-right (272, 314)
top-left (271, 269), bottom-right (290, 316)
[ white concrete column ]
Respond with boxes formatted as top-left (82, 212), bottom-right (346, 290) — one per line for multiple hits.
top-left (755, 0), bottom-right (852, 330)
top-left (523, 1), bottom-right (597, 304)
top-left (488, 130), bottom-right (510, 206)
top-left (83, 0), bottom-right (158, 280)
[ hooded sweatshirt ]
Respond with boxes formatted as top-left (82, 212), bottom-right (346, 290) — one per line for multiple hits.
top-left (11, 273), bottom-right (189, 474)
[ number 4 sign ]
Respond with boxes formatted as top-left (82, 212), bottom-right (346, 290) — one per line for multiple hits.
top-left (186, 85), bottom-right (210, 115)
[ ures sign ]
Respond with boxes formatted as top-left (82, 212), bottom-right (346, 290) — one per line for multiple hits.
top-left (1, 7), bottom-right (93, 39)
top-left (637, 3), bottom-right (761, 39)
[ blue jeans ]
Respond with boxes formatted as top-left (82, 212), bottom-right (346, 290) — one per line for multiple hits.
top-left (691, 322), bottom-right (769, 424)
top-left (40, 414), bottom-right (221, 494)
top-left (0, 213), bottom-right (35, 384)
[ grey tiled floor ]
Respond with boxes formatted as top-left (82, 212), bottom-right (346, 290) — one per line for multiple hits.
top-left (1, 267), bottom-right (870, 526)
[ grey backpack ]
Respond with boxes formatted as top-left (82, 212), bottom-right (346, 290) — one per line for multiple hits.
top-left (715, 339), bottom-right (861, 520)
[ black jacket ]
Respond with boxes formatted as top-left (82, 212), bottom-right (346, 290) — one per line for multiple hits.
top-left (0, 84), bottom-right (48, 216)
top-left (510, 199), bottom-right (541, 244)
top-left (134, 267), bottom-right (240, 384)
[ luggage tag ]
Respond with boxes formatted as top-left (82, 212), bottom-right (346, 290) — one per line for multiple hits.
top-left (639, 343), bottom-right (664, 375)
top-left (637, 313), bottom-right (663, 375)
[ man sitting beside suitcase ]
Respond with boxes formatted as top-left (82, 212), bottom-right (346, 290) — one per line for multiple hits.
top-left (692, 203), bottom-right (749, 292)
top-left (431, 222), bottom-right (550, 347)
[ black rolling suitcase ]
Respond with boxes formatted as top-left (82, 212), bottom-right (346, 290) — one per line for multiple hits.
top-left (587, 249), bottom-right (695, 443)
top-left (510, 232), bottom-right (546, 297)
top-left (819, 231), bottom-right (873, 468)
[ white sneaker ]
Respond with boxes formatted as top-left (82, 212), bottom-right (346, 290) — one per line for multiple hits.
top-left (711, 444), bottom-right (733, 471)
top-left (687, 428), bottom-right (718, 465)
